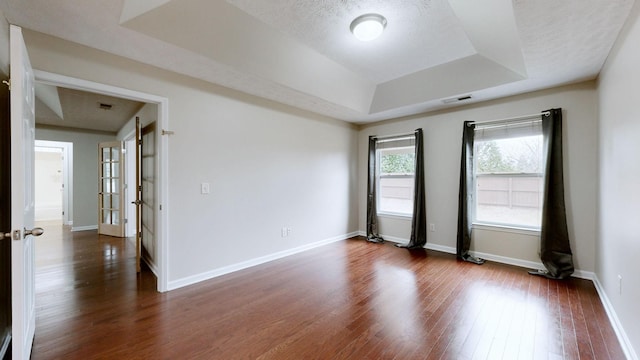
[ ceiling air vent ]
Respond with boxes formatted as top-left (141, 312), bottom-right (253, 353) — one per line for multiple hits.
top-left (442, 95), bottom-right (472, 104)
top-left (98, 102), bottom-right (113, 110)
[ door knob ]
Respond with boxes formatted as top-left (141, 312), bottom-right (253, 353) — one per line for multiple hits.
top-left (131, 200), bottom-right (142, 205)
top-left (3, 230), bottom-right (22, 240)
top-left (24, 227), bottom-right (44, 237)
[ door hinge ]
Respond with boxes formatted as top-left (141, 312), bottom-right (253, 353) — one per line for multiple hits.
top-left (138, 185), bottom-right (142, 191)
top-left (2, 79), bottom-right (10, 90)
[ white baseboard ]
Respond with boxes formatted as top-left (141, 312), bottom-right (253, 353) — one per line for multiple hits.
top-left (366, 232), bottom-right (594, 280)
top-left (167, 231), bottom-right (359, 291)
top-left (593, 275), bottom-right (638, 360)
top-left (142, 254), bottom-right (158, 277)
top-left (71, 225), bottom-right (98, 232)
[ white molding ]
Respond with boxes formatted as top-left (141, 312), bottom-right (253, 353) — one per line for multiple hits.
top-left (142, 254), bottom-right (158, 277)
top-left (35, 69), bottom-right (170, 293)
top-left (593, 275), bottom-right (638, 360)
top-left (71, 225), bottom-right (97, 232)
top-left (167, 232), bottom-right (358, 291)
top-left (371, 232), bottom-right (593, 280)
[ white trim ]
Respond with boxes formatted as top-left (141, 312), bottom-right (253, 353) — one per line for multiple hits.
top-left (472, 223), bottom-right (541, 236)
top-left (377, 213), bottom-right (412, 220)
top-left (378, 233), bottom-right (458, 254)
top-left (370, 232), bottom-right (593, 280)
top-left (142, 253), bottom-right (158, 277)
top-left (425, 242), bottom-right (456, 255)
top-left (71, 225), bottom-right (98, 232)
top-left (167, 232), bottom-right (358, 291)
top-left (34, 70), bottom-right (170, 293)
top-left (593, 275), bottom-right (638, 360)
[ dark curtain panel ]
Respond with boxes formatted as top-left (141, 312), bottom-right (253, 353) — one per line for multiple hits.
top-left (366, 136), bottom-right (384, 243)
top-left (456, 121), bottom-right (485, 265)
top-left (396, 129), bottom-right (427, 249)
top-left (534, 108), bottom-right (574, 279)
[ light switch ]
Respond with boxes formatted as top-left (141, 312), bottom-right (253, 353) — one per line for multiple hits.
top-left (201, 182), bottom-right (210, 194)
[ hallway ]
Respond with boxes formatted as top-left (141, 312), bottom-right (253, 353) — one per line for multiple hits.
top-left (33, 221), bottom-right (157, 359)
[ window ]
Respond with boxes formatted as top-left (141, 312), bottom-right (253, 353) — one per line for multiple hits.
top-left (473, 121), bottom-right (543, 229)
top-left (377, 137), bottom-right (415, 216)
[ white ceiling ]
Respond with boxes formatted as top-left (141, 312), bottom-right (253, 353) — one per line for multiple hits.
top-left (34, 85), bottom-right (145, 133)
top-left (0, 0), bottom-right (635, 124)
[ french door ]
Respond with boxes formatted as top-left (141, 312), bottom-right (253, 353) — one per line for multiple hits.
top-left (98, 141), bottom-right (125, 237)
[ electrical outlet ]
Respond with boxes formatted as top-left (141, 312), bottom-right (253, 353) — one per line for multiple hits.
top-left (429, 223), bottom-right (436, 232)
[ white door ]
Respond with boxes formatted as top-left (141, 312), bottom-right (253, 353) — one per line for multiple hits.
top-left (98, 141), bottom-right (125, 237)
top-left (9, 25), bottom-right (41, 360)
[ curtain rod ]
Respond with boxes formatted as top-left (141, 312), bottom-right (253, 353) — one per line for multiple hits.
top-left (371, 129), bottom-right (418, 141)
top-left (467, 111), bottom-right (551, 127)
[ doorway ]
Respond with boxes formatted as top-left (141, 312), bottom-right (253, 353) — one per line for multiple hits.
top-left (34, 141), bottom-right (72, 226)
top-left (34, 70), bottom-right (169, 292)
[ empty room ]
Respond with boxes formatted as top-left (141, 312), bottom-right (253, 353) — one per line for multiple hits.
top-left (0, 0), bottom-right (639, 359)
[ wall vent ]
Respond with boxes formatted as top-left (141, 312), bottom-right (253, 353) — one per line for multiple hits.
top-left (98, 102), bottom-right (113, 110)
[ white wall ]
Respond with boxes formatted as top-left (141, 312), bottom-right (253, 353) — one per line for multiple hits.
top-left (0, 8), bottom-right (9, 75)
top-left (34, 149), bottom-right (63, 221)
top-left (359, 82), bottom-right (599, 273)
top-left (23, 30), bottom-right (359, 285)
top-left (35, 127), bottom-right (117, 230)
top-left (597, 0), bottom-right (640, 357)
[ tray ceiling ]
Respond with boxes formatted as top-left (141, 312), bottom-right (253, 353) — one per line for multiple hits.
top-left (0, 0), bottom-right (635, 123)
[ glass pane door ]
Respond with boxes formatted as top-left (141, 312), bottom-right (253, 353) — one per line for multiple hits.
top-left (98, 141), bottom-right (125, 237)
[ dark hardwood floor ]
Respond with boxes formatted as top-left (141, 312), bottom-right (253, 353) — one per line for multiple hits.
top-left (32, 222), bottom-right (624, 359)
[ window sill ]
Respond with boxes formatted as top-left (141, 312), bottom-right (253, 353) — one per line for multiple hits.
top-left (378, 212), bottom-right (412, 220)
top-left (472, 223), bottom-right (540, 236)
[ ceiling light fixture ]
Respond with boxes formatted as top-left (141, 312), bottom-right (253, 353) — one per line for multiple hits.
top-left (350, 13), bottom-right (387, 42)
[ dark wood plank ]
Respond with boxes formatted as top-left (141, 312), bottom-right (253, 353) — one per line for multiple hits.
top-left (31, 223), bottom-right (625, 359)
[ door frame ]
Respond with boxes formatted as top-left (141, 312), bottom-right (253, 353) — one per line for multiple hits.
top-left (34, 140), bottom-right (73, 225)
top-left (34, 70), bottom-right (170, 293)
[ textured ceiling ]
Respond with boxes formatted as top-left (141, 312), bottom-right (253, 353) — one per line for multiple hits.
top-left (0, 0), bottom-right (635, 124)
top-left (228, 0), bottom-right (477, 83)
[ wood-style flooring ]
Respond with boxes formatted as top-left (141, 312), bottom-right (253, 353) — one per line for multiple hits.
top-left (32, 222), bottom-right (624, 359)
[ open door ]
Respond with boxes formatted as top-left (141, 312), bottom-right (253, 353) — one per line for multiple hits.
top-left (7, 25), bottom-right (43, 360)
top-left (140, 121), bottom-right (156, 272)
top-left (98, 141), bottom-right (125, 237)
top-left (133, 117), bottom-right (142, 272)
top-left (0, 43), bottom-right (12, 360)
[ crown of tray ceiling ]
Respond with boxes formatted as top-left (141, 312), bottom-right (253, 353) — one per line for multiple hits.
top-left (1, 0), bottom-right (634, 123)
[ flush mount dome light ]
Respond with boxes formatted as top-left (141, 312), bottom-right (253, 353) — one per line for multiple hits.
top-left (350, 13), bottom-right (387, 41)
